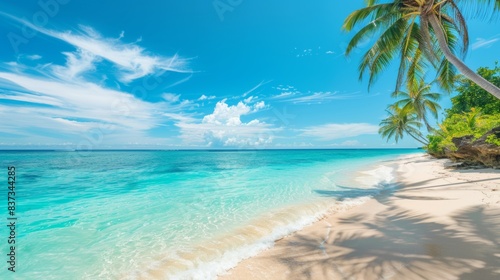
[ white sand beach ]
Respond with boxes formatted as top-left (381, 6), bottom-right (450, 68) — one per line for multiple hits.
top-left (219, 154), bottom-right (500, 280)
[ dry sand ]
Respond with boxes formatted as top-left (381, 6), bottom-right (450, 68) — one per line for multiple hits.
top-left (219, 154), bottom-right (500, 280)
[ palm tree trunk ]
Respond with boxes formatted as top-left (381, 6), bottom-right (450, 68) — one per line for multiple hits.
top-left (422, 115), bottom-right (434, 132)
top-left (428, 14), bottom-right (500, 99)
top-left (404, 128), bottom-right (428, 145)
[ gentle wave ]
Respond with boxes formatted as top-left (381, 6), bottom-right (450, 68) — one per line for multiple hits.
top-left (161, 162), bottom-right (398, 280)
top-left (0, 150), bottom-right (419, 279)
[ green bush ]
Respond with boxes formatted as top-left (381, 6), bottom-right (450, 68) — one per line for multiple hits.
top-left (486, 134), bottom-right (500, 146)
top-left (447, 63), bottom-right (500, 115)
top-left (425, 110), bottom-right (500, 152)
top-left (426, 134), bottom-right (446, 155)
top-left (424, 64), bottom-right (500, 155)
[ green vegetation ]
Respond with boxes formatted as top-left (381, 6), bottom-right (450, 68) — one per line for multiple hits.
top-left (379, 79), bottom-right (440, 144)
top-left (425, 64), bottom-right (500, 156)
top-left (343, 0), bottom-right (500, 99)
top-left (447, 65), bottom-right (500, 115)
top-left (392, 80), bottom-right (441, 132)
top-left (378, 63), bottom-right (500, 157)
top-left (426, 109), bottom-right (500, 155)
top-left (379, 105), bottom-right (428, 145)
top-left (343, 2), bottom-right (500, 157)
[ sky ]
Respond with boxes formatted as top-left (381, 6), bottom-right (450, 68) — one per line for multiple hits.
top-left (0, 0), bottom-right (499, 149)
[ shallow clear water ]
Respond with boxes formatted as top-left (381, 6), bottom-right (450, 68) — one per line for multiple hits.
top-left (0, 149), bottom-right (421, 279)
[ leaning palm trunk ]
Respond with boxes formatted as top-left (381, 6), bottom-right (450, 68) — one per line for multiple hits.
top-left (404, 128), bottom-right (428, 145)
top-left (422, 116), bottom-right (434, 132)
top-left (428, 14), bottom-right (500, 99)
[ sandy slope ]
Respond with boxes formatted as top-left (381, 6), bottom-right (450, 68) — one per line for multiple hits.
top-left (219, 154), bottom-right (500, 280)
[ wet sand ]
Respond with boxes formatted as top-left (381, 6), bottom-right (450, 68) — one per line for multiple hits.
top-left (219, 154), bottom-right (500, 280)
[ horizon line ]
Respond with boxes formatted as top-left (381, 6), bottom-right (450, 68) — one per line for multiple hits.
top-left (0, 148), bottom-right (423, 152)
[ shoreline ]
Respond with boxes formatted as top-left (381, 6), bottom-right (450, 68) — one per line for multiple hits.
top-left (159, 153), bottom-right (406, 279)
top-left (218, 154), bottom-right (500, 279)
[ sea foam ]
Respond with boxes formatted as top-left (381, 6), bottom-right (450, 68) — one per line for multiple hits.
top-left (166, 162), bottom-right (398, 280)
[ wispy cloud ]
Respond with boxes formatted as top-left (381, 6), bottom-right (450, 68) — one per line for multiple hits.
top-left (26, 54), bottom-right (42, 60)
top-left (162, 93), bottom-right (181, 103)
top-left (0, 71), bottom-right (161, 130)
top-left (286, 91), bottom-right (342, 104)
top-left (198, 94), bottom-right (216, 101)
top-left (270, 91), bottom-right (298, 100)
top-left (1, 13), bottom-right (190, 82)
top-left (300, 123), bottom-right (378, 141)
top-left (471, 35), bottom-right (500, 50)
top-left (242, 80), bottom-right (271, 97)
top-left (0, 68), bottom-right (199, 147)
top-left (0, 15), bottom-right (196, 147)
top-left (51, 49), bottom-right (99, 81)
top-left (293, 47), bottom-right (328, 58)
top-left (273, 90), bottom-right (365, 104)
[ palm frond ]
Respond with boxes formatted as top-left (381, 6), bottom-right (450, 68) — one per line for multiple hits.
top-left (342, 4), bottom-right (395, 31)
top-left (436, 59), bottom-right (457, 92)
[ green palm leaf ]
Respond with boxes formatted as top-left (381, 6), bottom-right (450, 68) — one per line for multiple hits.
top-left (343, 0), bottom-right (500, 98)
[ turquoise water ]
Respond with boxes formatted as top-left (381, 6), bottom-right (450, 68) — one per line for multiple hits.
top-left (0, 149), bottom-right (421, 279)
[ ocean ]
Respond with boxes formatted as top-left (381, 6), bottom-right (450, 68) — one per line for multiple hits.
top-left (0, 149), bottom-right (421, 279)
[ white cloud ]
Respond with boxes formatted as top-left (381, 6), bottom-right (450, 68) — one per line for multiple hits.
top-left (300, 123), bottom-right (378, 141)
top-left (1, 13), bottom-right (190, 82)
top-left (272, 87), bottom-right (367, 104)
top-left (0, 68), bottom-right (200, 148)
top-left (471, 35), bottom-right (500, 50)
top-left (202, 99), bottom-right (257, 125)
top-left (274, 85), bottom-right (296, 91)
top-left (271, 91), bottom-right (297, 99)
top-left (242, 80), bottom-right (269, 97)
top-left (254, 101), bottom-right (265, 110)
top-left (0, 14), bottom-right (197, 147)
top-left (26, 54), bottom-right (42, 60)
top-left (244, 96), bottom-right (254, 103)
top-left (288, 91), bottom-right (359, 104)
top-left (162, 93), bottom-right (181, 103)
top-left (51, 49), bottom-right (99, 80)
top-left (163, 112), bottom-right (196, 123)
top-left (175, 99), bottom-right (278, 147)
top-left (198, 94), bottom-right (216, 101)
top-left (0, 71), bottom-right (161, 131)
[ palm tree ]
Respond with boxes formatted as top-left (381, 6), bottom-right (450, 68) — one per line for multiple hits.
top-left (379, 105), bottom-right (429, 145)
top-left (464, 107), bottom-right (480, 130)
top-left (392, 80), bottom-right (441, 131)
top-left (343, 0), bottom-right (500, 99)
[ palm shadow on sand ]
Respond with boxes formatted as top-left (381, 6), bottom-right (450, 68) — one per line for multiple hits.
top-left (266, 186), bottom-right (500, 279)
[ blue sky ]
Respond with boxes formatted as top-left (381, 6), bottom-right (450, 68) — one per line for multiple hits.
top-left (0, 0), bottom-right (499, 149)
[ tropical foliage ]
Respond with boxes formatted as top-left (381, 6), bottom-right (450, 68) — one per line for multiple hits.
top-left (343, 0), bottom-right (500, 99)
top-left (447, 64), bottom-right (500, 115)
top-left (379, 104), bottom-right (428, 145)
top-left (425, 64), bottom-right (500, 156)
top-left (426, 110), bottom-right (500, 155)
top-left (392, 80), bottom-right (441, 131)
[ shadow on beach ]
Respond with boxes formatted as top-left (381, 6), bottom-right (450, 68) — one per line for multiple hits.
top-left (268, 185), bottom-right (500, 279)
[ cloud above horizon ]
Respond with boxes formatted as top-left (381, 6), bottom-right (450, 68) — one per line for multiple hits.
top-left (0, 4), bottom-right (431, 149)
top-left (271, 86), bottom-right (368, 104)
top-left (175, 99), bottom-right (279, 147)
top-left (1, 12), bottom-right (190, 83)
top-left (0, 14), bottom-right (195, 147)
top-left (471, 35), bottom-right (500, 50)
top-left (300, 123), bottom-right (378, 141)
